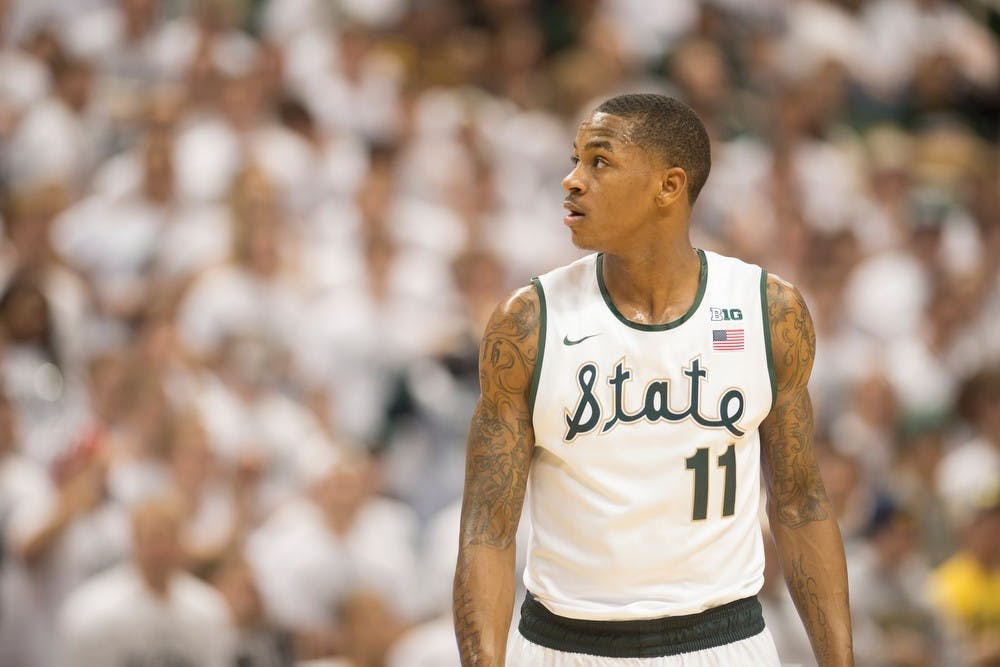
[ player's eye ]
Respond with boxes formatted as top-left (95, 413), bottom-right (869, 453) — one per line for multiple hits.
top-left (570, 155), bottom-right (580, 166)
top-left (593, 156), bottom-right (608, 168)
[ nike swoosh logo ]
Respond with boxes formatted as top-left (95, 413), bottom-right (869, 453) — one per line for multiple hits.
top-left (563, 334), bottom-right (600, 346)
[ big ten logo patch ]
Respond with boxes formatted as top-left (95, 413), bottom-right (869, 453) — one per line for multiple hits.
top-left (710, 308), bottom-right (742, 322)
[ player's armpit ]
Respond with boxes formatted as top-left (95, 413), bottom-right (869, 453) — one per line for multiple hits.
top-left (454, 285), bottom-right (540, 667)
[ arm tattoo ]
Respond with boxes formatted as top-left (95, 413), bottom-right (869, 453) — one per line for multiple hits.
top-left (763, 277), bottom-right (853, 665)
top-left (760, 276), bottom-right (828, 527)
top-left (760, 389), bottom-right (828, 527)
top-left (788, 551), bottom-right (832, 661)
top-left (767, 277), bottom-right (815, 393)
top-left (455, 288), bottom-right (539, 665)
top-left (460, 289), bottom-right (538, 549)
top-left (454, 555), bottom-right (481, 662)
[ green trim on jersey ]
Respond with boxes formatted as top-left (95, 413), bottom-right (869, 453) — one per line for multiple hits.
top-left (760, 270), bottom-right (777, 411)
top-left (529, 277), bottom-right (547, 414)
top-left (596, 248), bottom-right (708, 331)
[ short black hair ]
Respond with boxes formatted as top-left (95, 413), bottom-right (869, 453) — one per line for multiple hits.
top-left (595, 94), bottom-right (711, 204)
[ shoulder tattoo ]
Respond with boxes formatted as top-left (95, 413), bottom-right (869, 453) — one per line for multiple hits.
top-left (766, 275), bottom-right (816, 393)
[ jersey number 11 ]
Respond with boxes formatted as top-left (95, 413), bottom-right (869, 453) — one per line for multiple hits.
top-left (685, 444), bottom-right (736, 521)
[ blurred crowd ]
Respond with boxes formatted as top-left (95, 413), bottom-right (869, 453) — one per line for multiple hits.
top-left (0, 0), bottom-right (997, 665)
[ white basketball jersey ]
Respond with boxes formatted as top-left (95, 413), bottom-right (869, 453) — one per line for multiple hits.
top-left (525, 249), bottom-right (775, 621)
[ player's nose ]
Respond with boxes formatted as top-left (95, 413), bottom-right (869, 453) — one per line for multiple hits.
top-left (562, 165), bottom-right (585, 194)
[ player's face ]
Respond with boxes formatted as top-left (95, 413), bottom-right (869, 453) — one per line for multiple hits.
top-left (561, 113), bottom-right (663, 252)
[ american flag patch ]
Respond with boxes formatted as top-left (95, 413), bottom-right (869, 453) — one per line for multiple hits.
top-left (713, 329), bottom-right (744, 351)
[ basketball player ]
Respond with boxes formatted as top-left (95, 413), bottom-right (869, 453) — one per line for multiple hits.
top-left (453, 94), bottom-right (853, 666)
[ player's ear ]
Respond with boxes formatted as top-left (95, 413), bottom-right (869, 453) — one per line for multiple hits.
top-left (656, 167), bottom-right (687, 208)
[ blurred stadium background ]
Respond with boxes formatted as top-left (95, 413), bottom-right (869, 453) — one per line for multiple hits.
top-left (0, 0), bottom-right (997, 665)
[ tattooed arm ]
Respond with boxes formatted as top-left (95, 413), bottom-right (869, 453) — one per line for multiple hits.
top-left (760, 274), bottom-right (853, 667)
top-left (454, 286), bottom-right (539, 667)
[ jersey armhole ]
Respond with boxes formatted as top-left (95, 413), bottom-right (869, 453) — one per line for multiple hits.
top-left (760, 270), bottom-right (777, 412)
top-left (528, 277), bottom-right (547, 415)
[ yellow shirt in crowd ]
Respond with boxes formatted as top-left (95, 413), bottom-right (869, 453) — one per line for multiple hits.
top-left (930, 553), bottom-right (1000, 636)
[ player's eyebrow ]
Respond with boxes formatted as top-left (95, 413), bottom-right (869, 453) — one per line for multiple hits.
top-left (572, 139), bottom-right (615, 152)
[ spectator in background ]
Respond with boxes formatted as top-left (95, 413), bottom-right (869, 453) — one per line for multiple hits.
top-left (331, 590), bottom-right (406, 667)
top-left (0, 266), bottom-right (89, 462)
top-left (211, 554), bottom-right (295, 667)
top-left (0, 179), bottom-right (74, 293)
top-left (0, 0), bottom-right (50, 142)
top-left (246, 450), bottom-right (419, 635)
top-left (831, 370), bottom-right (899, 479)
top-left (2, 419), bottom-right (125, 666)
top-left (186, 330), bottom-right (336, 512)
top-left (375, 248), bottom-right (506, 519)
top-left (171, 49), bottom-right (244, 205)
top-left (165, 410), bottom-right (258, 576)
top-left (99, 358), bottom-right (173, 509)
top-left (884, 277), bottom-right (976, 422)
top-left (929, 500), bottom-right (1000, 666)
top-left (937, 369), bottom-right (1000, 523)
top-left (51, 130), bottom-right (176, 341)
top-left (848, 502), bottom-right (943, 667)
top-left (382, 498), bottom-right (464, 667)
top-left (177, 165), bottom-right (301, 362)
top-left (58, 495), bottom-right (234, 667)
top-left (891, 422), bottom-right (957, 566)
top-left (818, 444), bottom-right (876, 543)
top-left (6, 55), bottom-right (99, 190)
top-left (0, 389), bottom-right (50, 667)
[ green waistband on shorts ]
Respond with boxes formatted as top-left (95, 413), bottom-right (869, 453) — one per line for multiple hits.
top-left (518, 593), bottom-right (765, 658)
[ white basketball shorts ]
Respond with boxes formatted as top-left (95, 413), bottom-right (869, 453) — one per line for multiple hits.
top-left (508, 626), bottom-right (781, 666)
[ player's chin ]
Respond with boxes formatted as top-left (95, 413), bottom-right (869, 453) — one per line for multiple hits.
top-left (567, 225), bottom-right (601, 252)
top-left (569, 232), bottom-right (595, 251)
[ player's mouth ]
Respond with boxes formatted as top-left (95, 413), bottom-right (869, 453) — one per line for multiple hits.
top-left (563, 200), bottom-right (586, 226)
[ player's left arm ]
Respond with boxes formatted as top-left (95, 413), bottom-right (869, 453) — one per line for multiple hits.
top-left (759, 274), bottom-right (854, 667)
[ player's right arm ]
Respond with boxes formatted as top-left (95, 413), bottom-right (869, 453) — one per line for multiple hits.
top-left (454, 285), bottom-right (540, 667)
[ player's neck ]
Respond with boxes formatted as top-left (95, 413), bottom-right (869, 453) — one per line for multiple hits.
top-left (601, 239), bottom-right (701, 326)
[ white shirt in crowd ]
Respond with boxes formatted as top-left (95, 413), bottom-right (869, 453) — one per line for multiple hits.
top-left (3, 438), bottom-right (129, 600)
top-left (0, 453), bottom-right (53, 666)
top-left (58, 563), bottom-right (234, 667)
top-left (246, 495), bottom-right (419, 631)
top-left (5, 94), bottom-right (97, 189)
top-left (936, 436), bottom-right (1000, 520)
